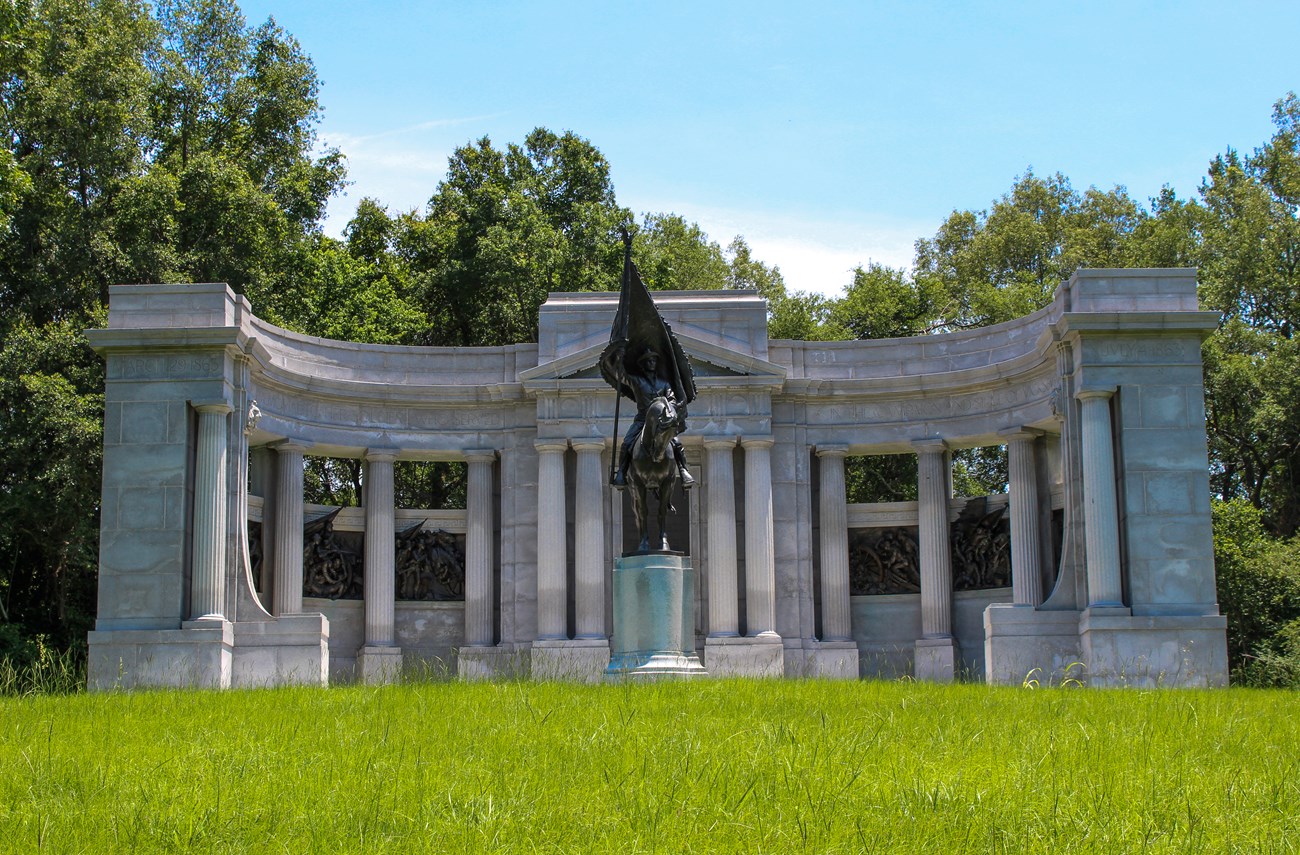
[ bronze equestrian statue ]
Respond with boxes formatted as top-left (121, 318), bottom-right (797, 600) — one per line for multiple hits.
top-left (600, 232), bottom-right (697, 552)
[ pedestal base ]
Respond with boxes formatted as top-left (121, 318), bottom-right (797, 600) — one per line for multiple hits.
top-left (983, 605), bottom-right (1082, 686)
top-left (232, 613), bottom-right (330, 688)
top-left (914, 636), bottom-right (958, 682)
top-left (1080, 608), bottom-right (1228, 687)
top-left (88, 618), bottom-right (233, 690)
top-left (805, 640), bottom-right (859, 679)
top-left (532, 638), bottom-right (612, 682)
top-left (457, 645), bottom-right (532, 680)
top-left (703, 634), bottom-right (784, 677)
top-left (357, 645), bottom-right (403, 685)
top-left (606, 553), bottom-right (706, 680)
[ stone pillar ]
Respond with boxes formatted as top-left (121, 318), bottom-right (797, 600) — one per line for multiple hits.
top-left (817, 445), bottom-right (851, 641)
top-left (704, 436), bottom-right (739, 637)
top-left (913, 439), bottom-right (956, 680)
top-left (1076, 388), bottom-right (1124, 607)
top-left (572, 438), bottom-right (606, 638)
top-left (359, 449), bottom-right (401, 683)
top-left (705, 435), bottom-right (783, 677)
top-left (535, 438), bottom-right (569, 640)
top-left (1002, 429), bottom-right (1044, 607)
top-left (271, 442), bottom-right (307, 616)
top-left (742, 436), bottom-right (778, 638)
top-left (464, 450), bottom-right (496, 647)
top-left (191, 401), bottom-right (231, 621)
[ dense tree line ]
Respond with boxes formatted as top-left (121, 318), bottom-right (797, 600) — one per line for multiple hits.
top-left (0, 0), bottom-right (1295, 683)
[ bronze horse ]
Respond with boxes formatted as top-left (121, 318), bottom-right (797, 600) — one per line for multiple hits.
top-left (627, 394), bottom-right (683, 552)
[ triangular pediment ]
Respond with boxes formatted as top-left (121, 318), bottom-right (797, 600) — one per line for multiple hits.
top-left (519, 331), bottom-right (786, 386)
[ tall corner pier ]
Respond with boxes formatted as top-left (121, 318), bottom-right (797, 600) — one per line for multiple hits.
top-left (85, 268), bottom-right (1228, 689)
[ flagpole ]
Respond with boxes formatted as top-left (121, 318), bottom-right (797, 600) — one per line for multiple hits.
top-left (609, 388), bottom-right (621, 485)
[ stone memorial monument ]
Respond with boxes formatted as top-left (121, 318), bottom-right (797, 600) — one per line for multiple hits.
top-left (85, 266), bottom-right (1229, 689)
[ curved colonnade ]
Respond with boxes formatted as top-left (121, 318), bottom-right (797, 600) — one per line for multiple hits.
top-left (86, 269), bottom-right (1228, 688)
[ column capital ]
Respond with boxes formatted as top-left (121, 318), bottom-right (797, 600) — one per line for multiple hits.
top-left (997, 426), bottom-right (1044, 443)
top-left (740, 434), bottom-right (774, 450)
top-left (1075, 386), bottom-right (1117, 402)
top-left (911, 437), bottom-right (949, 454)
top-left (271, 438), bottom-right (312, 454)
top-left (535, 437), bottom-right (569, 454)
top-left (703, 435), bottom-right (739, 451)
top-left (464, 448), bottom-right (497, 464)
top-left (816, 443), bottom-right (849, 459)
top-left (569, 436), bottom-right (607, 453)
top-left (192, 399), bottom-right (232, 415)
top-left (364, 448), bottom-right (399, 463)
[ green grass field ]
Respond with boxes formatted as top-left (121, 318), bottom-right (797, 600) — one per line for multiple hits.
top-left (1, 679), bottom-right (1298, 853)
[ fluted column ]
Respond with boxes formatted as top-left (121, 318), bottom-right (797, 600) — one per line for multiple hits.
top-left (536, 438), bottom-right (569, 640)
top-left (914, 440), bottom-right (953, 638)
top-left (1076, 388), bottom-right (1123, 607)
top-left (272, 441), bottom-right (308, 616)
top-left (817, 445), bottom-right (851, 641)
top-left (1002, 429), bottom-right (1044, 607)
top-left (572, 438), bottom-right (606, 638)
top-left (190, 402), bottom-right (231, 620)
top-left (704, 436), bottom-right (739, 637)
top-left (742, 436), bottom-right (777, 637)
top-left (363, 450), bottom-right (397, 648)
top-left (464, 449), bottom-right (496, 647)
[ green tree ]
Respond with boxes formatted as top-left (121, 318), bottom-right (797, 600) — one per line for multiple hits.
top-left (1196, 94), bottom-right (1300, 535)
top-left (404, 129), bottom-right (629, 346)
top-left (912, 171), bottom-right (1143, 330)
top-left (632, 213), bottom-right (728, 291)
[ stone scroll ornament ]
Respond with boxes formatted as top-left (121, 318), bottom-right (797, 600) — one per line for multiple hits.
top-left (302, 508), bottom-right (363, 599)
top-left (599, 231), bottom-right (697, 553)
top-left (394, 522), bottom-right (466, 601)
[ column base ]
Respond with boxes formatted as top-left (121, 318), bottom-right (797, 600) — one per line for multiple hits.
top-left (357, 645), bottom-right (403, 685)
top-left (1080, 608), bottom-right (1228, 687)
top-left (703, 634), bottom-right (784, 678)
top-left (231, 613), bottom-right (330, 688)
top-left (457, 644), bottom-right (532, 681)
top-left (806, 639), bottom-right (859, 679)
top-left (983, 604), bottom-right (1082, 686)
top-left (532, 638), bottom-right (612, 682)
top-left (88, 618), bottom-right (233, 690)
top-left (914, 636), bottom-right (958, 682)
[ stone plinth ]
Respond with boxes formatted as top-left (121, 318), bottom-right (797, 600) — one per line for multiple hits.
top-left (914, 636), bottom-right (958, 682)
top-left (983, 604), bottom-right (1082, 686)
top-left (88, 619), bottom-right (233, 690)
top-left (606, 553), bottom-right (707, 679)
top-left (457, 645), bottom-right (531, 681)
top-left (357, 645), bottom-right (403, 685)
top-left (703, 634), bottom-right (785, 677)
top-left (805, 640), bottom-right (859, 679)
top-left (1080, 608), bottom-right (1228, 687)
top-left (532, 638), bottom-right (612, 682)
top-left (231, 613), bottom-right (329, 688)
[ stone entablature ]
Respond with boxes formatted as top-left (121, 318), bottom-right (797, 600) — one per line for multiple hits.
top-left (87, 270), bottom-right (1228, 689)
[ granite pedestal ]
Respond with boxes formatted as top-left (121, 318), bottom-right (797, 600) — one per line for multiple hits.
top-left (606, 553), bottom-right (707, 680)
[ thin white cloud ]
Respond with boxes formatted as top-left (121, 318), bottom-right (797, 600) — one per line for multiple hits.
top-left (632, 200), bottom-right (930, 298)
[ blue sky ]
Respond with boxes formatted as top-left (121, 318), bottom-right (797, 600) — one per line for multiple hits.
top-left (239, 0), bottom-right (1298, 296)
